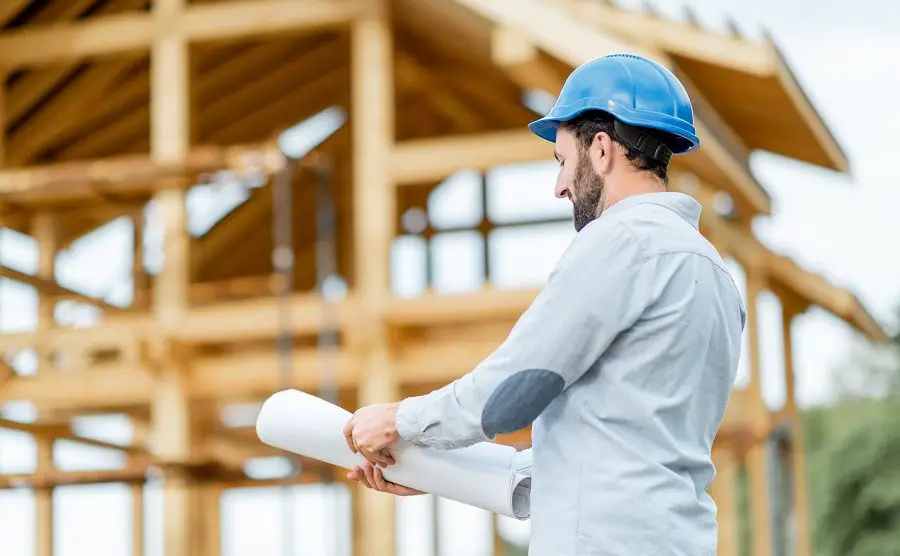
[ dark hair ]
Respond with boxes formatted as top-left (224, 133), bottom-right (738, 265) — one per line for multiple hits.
top-left (560, 110), bottom-right (674, 184)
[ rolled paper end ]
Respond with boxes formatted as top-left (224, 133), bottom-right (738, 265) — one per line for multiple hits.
top-left (511, 475), bottom-right (532, 520)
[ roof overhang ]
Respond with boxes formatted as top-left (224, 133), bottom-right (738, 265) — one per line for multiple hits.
top-left (562, 0), bottom-right (848, 173)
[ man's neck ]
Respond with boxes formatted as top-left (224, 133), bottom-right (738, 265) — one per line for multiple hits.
top-left (598, 173), bottom-right (667, 215)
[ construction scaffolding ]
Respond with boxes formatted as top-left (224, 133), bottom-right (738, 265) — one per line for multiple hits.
top-left (0, 1), bottom-right (890, 555)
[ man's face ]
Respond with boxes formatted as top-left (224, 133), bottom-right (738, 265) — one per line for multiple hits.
top-left (554, 128), bottom-right (606, 232)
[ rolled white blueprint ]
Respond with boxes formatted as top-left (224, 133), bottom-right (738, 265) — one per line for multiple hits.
top-left (255, 389), bottom-right (531, 519)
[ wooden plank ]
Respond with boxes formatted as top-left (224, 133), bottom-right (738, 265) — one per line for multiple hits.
top-left (0, 142), bottom-right (284, 202)
top-left (0, 0), bottom-right (365, 69)
top-left (40, 38), bottom-right (301, 163)
top-left (562, 0), bottom-right (774, 76)
top-left (149, 2), bottom-right (194, 555)
top-left (0, 0), bottom-right (31, 26)
top-left (392, 129), bottom-right (551, 185)
top-left (0, 263), bottom-right (128, 313)
top-left (0, 418), bottom-right (145, 455)
top-left (351, 4), bottom-right (400, 550)
top-left (4, 0), bottom-right (145, 128)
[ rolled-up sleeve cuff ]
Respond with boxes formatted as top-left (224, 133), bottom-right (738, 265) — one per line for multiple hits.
top-left (395, 396), bottom-right (428, 445)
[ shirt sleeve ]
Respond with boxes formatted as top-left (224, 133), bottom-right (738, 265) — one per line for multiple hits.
top-left (395, 218), bottom-right (654, 449)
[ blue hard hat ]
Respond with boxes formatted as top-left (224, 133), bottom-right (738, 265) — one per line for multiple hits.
top-left (528, 53), bottom-right (700, 156)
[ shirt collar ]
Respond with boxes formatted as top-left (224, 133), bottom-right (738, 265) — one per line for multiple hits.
top-left (599, 192), bottom-right (702, 229)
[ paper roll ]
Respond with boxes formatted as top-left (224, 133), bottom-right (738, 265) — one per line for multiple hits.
top-left (255, 389), bottom-right (531, 519)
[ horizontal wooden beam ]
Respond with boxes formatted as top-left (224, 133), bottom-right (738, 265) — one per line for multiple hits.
top-left (0, 418), bottom-right (145, 455)
top-left (0, 142), bottom-right (285, 205)
top-left (0, 0), bottom-right (364, 69)
top-left (0, 330), bottom-right (511, 410)
top-left (562, 0), bottom-right (775, 76)
top-left (391, 129), bottom-right (551, 185)
top-left (0, 264), bottom-right (128, 314)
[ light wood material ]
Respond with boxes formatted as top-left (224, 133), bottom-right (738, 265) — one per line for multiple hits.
top-left (0, 0), bottom-right (364, 69)
top-left (351, 2), bottom-right (399, 554)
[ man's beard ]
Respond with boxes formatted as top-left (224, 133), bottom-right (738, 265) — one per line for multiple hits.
top-left (571, 151), bottom-right (605, 232)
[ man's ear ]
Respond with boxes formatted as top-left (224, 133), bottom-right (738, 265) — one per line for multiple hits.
top-left (589, 131), bottom-right (614, 175)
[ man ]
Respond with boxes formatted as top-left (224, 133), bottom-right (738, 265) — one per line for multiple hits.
top-left (342, 53), bottom-right (746, 555)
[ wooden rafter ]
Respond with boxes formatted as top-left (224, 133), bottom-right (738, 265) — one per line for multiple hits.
top-left (0, 0), bottom-right (31, 27)
top-left (0, 0), bottom-right (365, 69)
top-left (4, 0), bottom-right (147, 133)
top-left (0, 263), bottom-right (127, 313)
top-left (562, 0), bottom-right (774, 75)
top-left (0, 141), bottom-right (285, 203)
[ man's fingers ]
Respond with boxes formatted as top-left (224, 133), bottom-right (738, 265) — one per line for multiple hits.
top-left (373, 465), bottom-right (388, 490)
top-left (343, 418), bottom-right (357, 453)
top-left (379, 449), bottom-right (396, 466)
top-left (362, 462), bottom-right (377, 488)
top-left (363, 447), bottom-right (393, 468)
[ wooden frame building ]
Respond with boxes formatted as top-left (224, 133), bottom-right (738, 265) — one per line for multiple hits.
top-left (0, 1), bottom-right (888, 555)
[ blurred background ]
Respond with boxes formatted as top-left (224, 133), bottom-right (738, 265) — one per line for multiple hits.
top-left (0, 0), bottom-right (898, 555)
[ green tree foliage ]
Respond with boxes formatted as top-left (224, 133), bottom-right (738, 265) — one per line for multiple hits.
top-left (804, 309), bottom-right (900, 556)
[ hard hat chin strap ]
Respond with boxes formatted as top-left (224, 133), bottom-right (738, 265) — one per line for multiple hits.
top-left (613, 119), bottom-right (673, 166)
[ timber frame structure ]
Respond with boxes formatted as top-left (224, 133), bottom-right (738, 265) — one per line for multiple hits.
top-left (0, 1), bottom-right (888, 555)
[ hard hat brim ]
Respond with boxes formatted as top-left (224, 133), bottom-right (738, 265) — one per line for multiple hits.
top-left (528, 101), bottom-right (700, 154)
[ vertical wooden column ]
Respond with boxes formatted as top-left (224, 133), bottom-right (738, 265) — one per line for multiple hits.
top-left (710, 448), bottom-right (740, 556)
top-left (782, 302), bottom-right (811, 556)
top-left (131, 466), bottom-right (145, 556)
top-left (149, 1), bottom-right (194, 556)
top-left (743, 269), bottom-right (774, 556)
top-left (133, 208), bottom-right (148, 309)
top-left (0, 70), bottom-right (5, 162)
top-left (492, 514), bottom-right (506, 556)
top-left (199, 485), bottom-right (222, 555)
top-left (351, 1), bottom-right (398, 554)
top-left (32, 213), bottom-right (58, 556)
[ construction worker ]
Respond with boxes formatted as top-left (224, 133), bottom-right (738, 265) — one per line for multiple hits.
top-left (343, 53), bottom-right (745, 555)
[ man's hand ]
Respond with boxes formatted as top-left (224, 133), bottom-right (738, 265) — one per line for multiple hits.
top-left (343, 402), bottom-right (401, 467)
top-left (348, 461), bottom-right (425, 496)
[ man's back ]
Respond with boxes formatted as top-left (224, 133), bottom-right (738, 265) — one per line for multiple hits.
top-left (527, 192), bottom-right (745, 555)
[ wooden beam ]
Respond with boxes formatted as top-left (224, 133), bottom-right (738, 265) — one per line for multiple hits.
top-left (490, 26), bottom-right (566, 93)
top-left (0, 263), bottom-right (128, 313)
top-left (0, 142), bottom-right (284, 204)
top-left (45, 38), bottom-right (304, 162)
top-left (149, 2), bottom-right (195, 555)
top-left (0, 418), bottom-right (145, 455)
top-left (766, 37), bottom-right (848, 172)
top-left (0, 0), bottom-right (365, 69)
top-left (351, 1), bottom-right (398, 552)
top-left (562, 0), bottom-right (775, 76)
top-left (0, 1), bottom-right (30, 26)
top-left (6, 55), bottom-right (144, 165)
top-left (392, 129), bottom-right (550, 185)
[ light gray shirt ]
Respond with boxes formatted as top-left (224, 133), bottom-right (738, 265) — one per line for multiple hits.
top-left (396, 192), bottom-right (745, 556)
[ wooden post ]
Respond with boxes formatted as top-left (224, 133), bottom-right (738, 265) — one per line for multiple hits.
top-left (351, 1), bottom-right (398, 554)
top-left (711, 448), bottom-right (740, 556)
top-left (32, 213), bottom-right (58, 556)
top-left (131, 465), bottom-right (144, 556)
top-left (744, 269), bottom-right (774, 556)
top-left (782, 303), bottom-right (811, 556)
top-left (133, 207), bottom-right (148, 309)
top-left (149, 1), bottom-right (195, 556)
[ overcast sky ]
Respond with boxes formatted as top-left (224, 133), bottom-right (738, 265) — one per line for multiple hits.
top-left (2, 1), bottom-right (900, 554)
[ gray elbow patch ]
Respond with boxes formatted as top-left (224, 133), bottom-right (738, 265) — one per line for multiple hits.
top-left (481, 369), bottom-right (564, 437)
